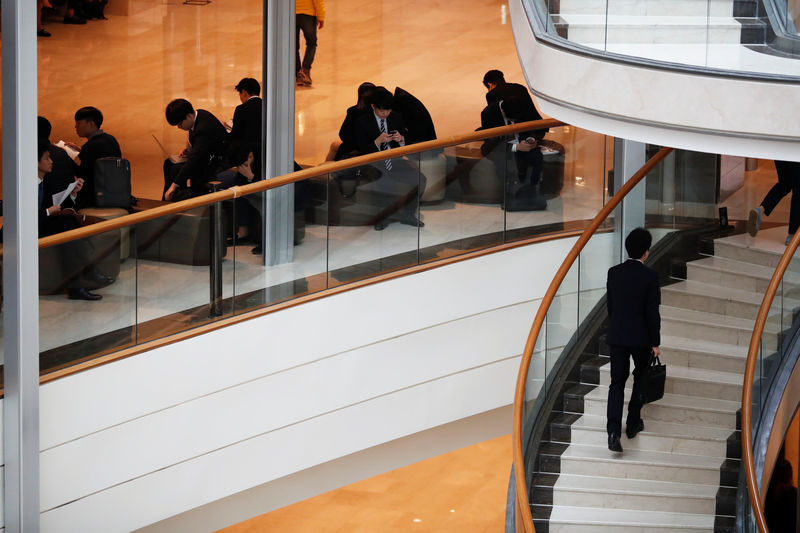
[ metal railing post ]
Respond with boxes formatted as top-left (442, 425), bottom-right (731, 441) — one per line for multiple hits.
top-left (209, 181), bottom-right (224, 317)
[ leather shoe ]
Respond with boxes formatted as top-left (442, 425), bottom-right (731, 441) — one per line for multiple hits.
top-left (626, 420), bottom-right (644, 439)
top-left (608, 433), bottom-right (623, 453)
top-left (374, 220), bottom-right (389, 231)
top-left (63, 15), bottom-right (87, 24)
top-left (226, 234), bottom-right (255, 246)
top-left (399, 214), bottom-right (424, 227)
top-left (251, 245), bottom-right (262, 255)
top-left (86, 267), bottom-right (115, 288)
top-left (68, 288), bottom-right (102, 301)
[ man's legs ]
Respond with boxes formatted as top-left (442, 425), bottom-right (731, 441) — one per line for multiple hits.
top-left (298, 14), bottom-right (318, 71)
top-left (761, 162), bottom-right (794, 217)
top-left (606, 344), bottom-right (630, 437)
top-left (626, 346), bottom-right (652, 430)
top-left (776, 160), bottom-right (800, 235)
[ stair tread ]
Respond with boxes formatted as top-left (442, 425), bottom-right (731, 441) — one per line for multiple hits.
top-left (558, 443), bottom-right (726, 470)
top-left (551, 473), bottom-right (719, 499)
top-left (597, 360), bottom-right (743, 386)
top-left (659, 335), bottom-right (748, 358)
top-left (570, 413), bottom-right (735, 441)
top-left (584, 385), bottom-right (740, 413)
top-left (660, 305), bottom-right (782, 333)
top-left (663, 279), bottom-right (791, 305)
top-left (548, 505), bottom-right (716, 527)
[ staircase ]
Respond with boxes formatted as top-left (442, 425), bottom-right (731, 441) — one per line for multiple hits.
top-left (530, 232), bottom-right (797, 532)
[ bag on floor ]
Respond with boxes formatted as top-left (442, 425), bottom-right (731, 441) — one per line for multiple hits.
top-left (94, 157), bottom-right (132, 209)
top-left (643, 352), bottom-right (666, 404)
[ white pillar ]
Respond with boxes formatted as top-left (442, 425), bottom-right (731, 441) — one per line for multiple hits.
top-left (262, 0), bottom-right (296, 266)
top-left (2, 0), bottom-right (41, 531)
top-left (613, 138), bottom-right (647, 259)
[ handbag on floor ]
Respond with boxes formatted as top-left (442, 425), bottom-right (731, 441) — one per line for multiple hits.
top-left (643, 352), bottom-right (666, 404)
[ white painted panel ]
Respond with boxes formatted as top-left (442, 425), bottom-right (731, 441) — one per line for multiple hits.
top-left (40, 301), bottom-right (534, 511)
top-left (40, 358), bottom-right (520, 533)
top-left (508, 0), bottom-right (800, 161)
top-left (40, 238), bottom-right (574, 451)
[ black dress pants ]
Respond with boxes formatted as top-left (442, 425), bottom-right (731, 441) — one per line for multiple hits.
top-left (41, 214), bottom-right (94, 289)
top-left (761, 160), bottom-right (800, 235)
top-left (607, 344), bottom-right (651, 436)
top-left (296, 14), bottom-right (318, 72)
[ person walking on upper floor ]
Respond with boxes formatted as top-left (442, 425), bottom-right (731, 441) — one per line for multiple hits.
top-left (296, 0), bottom-right (326, 87)
top-left (65, 106), bottom-right (122, 210)
top-left (605, 228), bottom-right (661, 454)
top-left (747, 160), bottom-right (800, 245)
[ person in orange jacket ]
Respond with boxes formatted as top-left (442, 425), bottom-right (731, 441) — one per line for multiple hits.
top-left (296, 0), bottom-right (326, 87)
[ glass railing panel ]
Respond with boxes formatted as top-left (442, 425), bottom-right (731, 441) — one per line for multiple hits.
top-left (505, 126), bottom-right (610, 241)
top-left (522, 320), bottom-right (548, 436)
top-left (132, 201), bottom-right (235, 346)
top-left (230, 178), bottom-right (329, 314)
top-left (38, 225), bottom-right (137, 373)
top-left (326, 155), bottom-right (423, 287)
top-left (418, 144), bottom-right (505, 260)
top-left (578, 226), bottom-right (618, 328)
top-left (545, 259), bottom-right (580, 377)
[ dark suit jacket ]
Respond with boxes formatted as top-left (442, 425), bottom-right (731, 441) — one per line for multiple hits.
top-left (229, 96), bottom-right (262, 146)
top-left (606, 259), bottom-right (661, 347)
top-left (77, 131), bottom-right (121, 208)
top-left (173, 109), bottom-right (228, 188)
top-left (392, 87), bottom-right (437, 144)
top-left (485, 81), bottom-right (534, 107)
top-left (39, 176), bottom-right (80, 238)
top-left (335, 105), bottom-right (369, 160)
top-left (46, 143), bottom-right (80, 195)
top-left (478, 101), bottom-right (545, 157)
top-left (355, 111), bottom-right (408, 156)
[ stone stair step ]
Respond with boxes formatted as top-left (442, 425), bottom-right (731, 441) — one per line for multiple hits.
top-left (547, 505), bottom-right (716, 532)
top-left (662, 279), bottom-right (799, 320)
top-left (660, 305), bottom-right (779, 349)
top-left (659, 334), bottom-right (747, 373)
top-left (685, 255), bottom-right (800, 292)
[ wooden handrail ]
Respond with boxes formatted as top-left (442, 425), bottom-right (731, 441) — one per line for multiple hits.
top-left (740, 235), bottom-right (800, 533)
top-left (37, 118), bottom-right (564, 249)
top-left (511, 146), bottom-right (675, 532)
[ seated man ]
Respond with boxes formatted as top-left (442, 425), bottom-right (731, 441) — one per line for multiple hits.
top-left (229, 77), bottom-right (262, 150)
top-left (482, 69), bottom-right (535, 107)
top-left (326, 81), bottom-right (375, 161)
top-left (39, 115), bottom-right (79, 195)
top-left (163, 98), bottom-right (228, 201)
top-left (38, 144), bottom-right (114, 301)
top-left (354, 86), bottom-right (426, 230)
top-left (65, 106), bottom-right (122, 209)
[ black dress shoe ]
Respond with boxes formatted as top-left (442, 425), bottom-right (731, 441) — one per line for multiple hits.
top-left (37, 28), bottom-right (52, 37)
top-left (374, 220), bottom-right (389, 231)
top-left (86, 267), bottom-right (115, 288)
top-left (626, 420), bottom-right (644, 439)
top-left (226, 234), bottom-right (255, 246)
top-left (608, 433), bottom-right (623, 453)
top-left (251, 244), bottom-right (262, 255)
top-left (399, 214), bottom-right (424, 227)
top-left (68, 288), bottom-right (102, 301)
top-left (63, 15), bottom-right (87, 24)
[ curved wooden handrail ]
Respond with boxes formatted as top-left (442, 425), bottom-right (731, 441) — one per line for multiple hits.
top-left (38, 118), bottom-right (564, 249)
top-left (511, 146), bottom-right (675, 532)
top-left (740, 235), bottom-right (800, 533)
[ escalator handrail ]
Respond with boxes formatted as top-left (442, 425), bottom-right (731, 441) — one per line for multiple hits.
top-left (511, 146), bottom-right (675, 532)
top-left (740, 233), bottom-right (800, 533)
top-left (37, 118), bottom-right (564, 250)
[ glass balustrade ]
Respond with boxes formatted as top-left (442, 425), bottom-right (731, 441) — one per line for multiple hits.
top-left (525, 0), bottom-right (800, 78)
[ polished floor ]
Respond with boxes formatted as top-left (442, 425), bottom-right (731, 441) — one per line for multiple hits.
top-left (218, 435), bottom-right (510, 533)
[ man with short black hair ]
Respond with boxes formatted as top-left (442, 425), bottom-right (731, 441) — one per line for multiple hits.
top-left (482, 69), bottom-right (535, 107)
top-left (67, 106), bottom-right (122, 209)
top-left (605, 227), bottom-right (661, 454)
top-left (230, 77), bottom-right (262, 148)
top-left (163, 98), bottom-right (228, 201)
top-left (354, 86), bottom-right (426, 230)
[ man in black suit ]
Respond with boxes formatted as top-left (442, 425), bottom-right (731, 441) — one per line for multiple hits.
top-left (605, 228), bottom-right (661, 453)
top-left (230, 78), bottom-right (262, 148)
top-left (39, 116), bottom-right (80, 195)
top-left (483, 69), bottom-right (535, 108)
top-left (65, 106), bottom-right (122, 209)
top-left (38, 144), bottom-right (114, 300)
top-left (354, 86), bottom-right (426, 230)
top-left (163, 98), bottom-right (228, 201)
top-left (479, 96), bottom-right (547, 209)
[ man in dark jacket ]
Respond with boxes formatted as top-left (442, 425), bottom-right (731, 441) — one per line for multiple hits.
top-left (483, 69), bottom-right (535, 107)
top-left (38, 115), bottom-right (80, 195)
top-left (229, 78), bottom-right (262, 148)
top-left (163, 98), bottom-right (228, 201)
top-left (66, 106), bottom-right (122, 209)
top-left (605, 227), bottom-right (661, 453)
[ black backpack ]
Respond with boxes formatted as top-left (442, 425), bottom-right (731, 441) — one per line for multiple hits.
top-left (94, 157), bottom-right (132, 209)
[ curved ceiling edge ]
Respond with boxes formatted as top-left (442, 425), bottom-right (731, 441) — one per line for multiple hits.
top-left (509, 0), bottom-right (800, 160)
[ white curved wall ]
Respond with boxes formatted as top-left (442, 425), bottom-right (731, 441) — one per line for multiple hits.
top-left (509, 0), bottom-right (800, 161)
top-left (32, 235), bottom-right (607, 533)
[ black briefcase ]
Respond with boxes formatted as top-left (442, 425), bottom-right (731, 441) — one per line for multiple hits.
top-left (94, 157), bottom-right (132, 209)
top-left (643, 353), bottom-right (666, 404)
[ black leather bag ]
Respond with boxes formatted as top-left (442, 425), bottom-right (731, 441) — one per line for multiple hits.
top-left (94, 157), bottom-right (132, 209)
top-left (643, 353), bottom-right (666, 404)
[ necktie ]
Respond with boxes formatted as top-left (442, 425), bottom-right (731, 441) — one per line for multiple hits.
top-left (380, 119), bottom-right (392, 172)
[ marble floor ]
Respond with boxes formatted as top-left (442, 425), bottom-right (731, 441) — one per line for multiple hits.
top-left (218, 434), bottom-right (510, 533)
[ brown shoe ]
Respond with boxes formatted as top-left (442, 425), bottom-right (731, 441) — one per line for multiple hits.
top-left (298, 68), bottom-right (312, 86)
